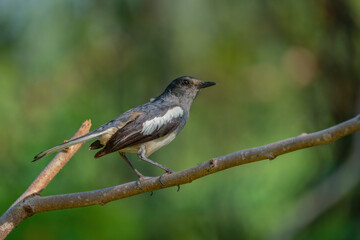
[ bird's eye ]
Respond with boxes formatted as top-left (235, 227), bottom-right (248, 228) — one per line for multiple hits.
top-left (183, 79), bottom-right (190, 85)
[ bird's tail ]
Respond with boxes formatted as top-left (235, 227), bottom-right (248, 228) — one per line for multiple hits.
top-left (33, 131), bottom-right (106, 162)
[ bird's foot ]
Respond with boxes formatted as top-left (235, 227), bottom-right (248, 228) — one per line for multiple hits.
top-left (159, 169), bottom-right (174, 186)
top-left (136, 176), bottom-right (152, 191)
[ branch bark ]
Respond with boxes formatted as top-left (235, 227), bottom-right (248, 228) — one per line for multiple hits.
top-left (1, 115), bottom-right (360, 239)
top-left (0, 120), bottom-right (92, 239)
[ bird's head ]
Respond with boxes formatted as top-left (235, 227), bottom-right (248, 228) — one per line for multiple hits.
top-left (161, 76), bottom-right (216, 102)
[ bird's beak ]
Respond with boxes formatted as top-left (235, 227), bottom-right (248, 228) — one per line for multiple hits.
top-left (199, 81), bottom-right (216, 89)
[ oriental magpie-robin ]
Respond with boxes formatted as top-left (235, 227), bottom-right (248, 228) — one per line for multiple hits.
top-left (33, 76), bottom-right (216, 180)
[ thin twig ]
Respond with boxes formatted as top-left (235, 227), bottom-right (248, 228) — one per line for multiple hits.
top-left (0, 120), bottom-right (91, 239)
top-left (1, 115), bottom-right (360, 239)
top-left (268, 91), bottom-right (360, 240)
top-left (268, 131), bottom-right (360, 240)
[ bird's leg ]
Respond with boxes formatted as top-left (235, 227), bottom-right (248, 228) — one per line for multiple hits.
top-left (137, 146), bottom-right (174, 173)
top-left (137, 146), bottom-right (174, 186)
top-left (119, 152), bottom-right (145, 179)
top-left (119, 152), bottom-right (152, 191)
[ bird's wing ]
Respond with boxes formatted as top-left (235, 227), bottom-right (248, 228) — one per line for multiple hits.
top-left (94, 106), bottom-right (184, 158)
top-left (33, 111), bottom-right (143, 161)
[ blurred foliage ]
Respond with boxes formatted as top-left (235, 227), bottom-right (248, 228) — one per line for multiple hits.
top-left (0, 0), bottom-right (359, 239)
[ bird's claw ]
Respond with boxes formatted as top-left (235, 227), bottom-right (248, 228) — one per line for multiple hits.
top-left (136, 180), bottom-right (144, 191)
top-left (136, 176), bottom-right (152, 191)
top-left (159, 170), bottom-right (174, 186)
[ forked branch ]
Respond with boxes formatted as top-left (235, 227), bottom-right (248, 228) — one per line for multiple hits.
top-left (1, 115), bottom-right (360, 239)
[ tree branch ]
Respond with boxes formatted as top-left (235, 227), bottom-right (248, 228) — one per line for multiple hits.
top-left (0, 120), bottom-right (92, 239)
top-left (1, 115), bottom-right (360, 239)
top-left (268, 131), bottom-right (360, 240)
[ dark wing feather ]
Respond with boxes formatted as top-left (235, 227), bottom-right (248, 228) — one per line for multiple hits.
top-left (89, 140), bottom-right (103, 150)
top-left (94, 118), bottom-right (181, 158)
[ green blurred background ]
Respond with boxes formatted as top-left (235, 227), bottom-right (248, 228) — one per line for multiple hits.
top-left (1, 0), bottom-right (360, 239)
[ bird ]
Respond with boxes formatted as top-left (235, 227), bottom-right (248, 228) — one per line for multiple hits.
top-left (33, 76), bottom-right (216, 183)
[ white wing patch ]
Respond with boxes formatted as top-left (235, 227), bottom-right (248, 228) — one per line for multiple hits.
top-left (141, 106), bottom-right (183, 135)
